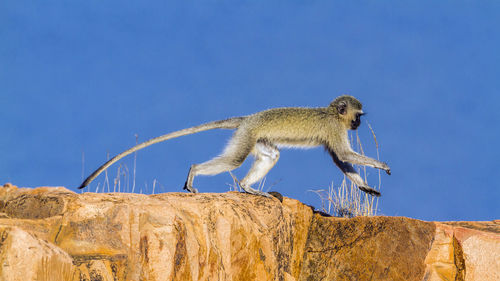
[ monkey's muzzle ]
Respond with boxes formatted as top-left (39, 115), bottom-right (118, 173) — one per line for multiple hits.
top-left (351, 117), bottom-right (361, 130)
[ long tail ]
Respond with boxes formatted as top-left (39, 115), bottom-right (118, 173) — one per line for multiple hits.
top-left (78, 117), bottom-right (245, 189)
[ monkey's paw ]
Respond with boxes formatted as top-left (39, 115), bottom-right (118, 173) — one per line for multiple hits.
top-left (240, 185), bottom-right (273, 198)
top-left (358, 185), bottom-right (381, 197)
top-left (381, 162), bottom-right (391, 175)
top-left (252, 190), bottom-right (273, 198)
top-left (183, 181), bottom-right (199, 193)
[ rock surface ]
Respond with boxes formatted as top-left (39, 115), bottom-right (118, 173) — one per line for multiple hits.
top-left (0, 183), bottom-right (498, 281)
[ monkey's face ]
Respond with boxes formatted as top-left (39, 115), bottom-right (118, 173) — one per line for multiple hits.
top-left (330, 95), bottom-right (364, 130)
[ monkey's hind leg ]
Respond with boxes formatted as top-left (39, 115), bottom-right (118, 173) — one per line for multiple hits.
top-left (239, 141), bottom-right (280, 198)
top-left (183, 133), bottom-right (254, 193)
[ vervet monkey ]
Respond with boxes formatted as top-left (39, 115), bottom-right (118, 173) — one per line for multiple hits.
top-left (79, 95), bottom-right (391, 197)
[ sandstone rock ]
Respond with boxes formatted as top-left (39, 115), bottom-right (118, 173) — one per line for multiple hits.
top-left (301, 216), bottom-right (435, 280)
top-left (0, 183), bottom-right (498, 281)
top-left (424, 222), bottom-right (500, 281)
top-left (0, 226), bottom-right (75, 281)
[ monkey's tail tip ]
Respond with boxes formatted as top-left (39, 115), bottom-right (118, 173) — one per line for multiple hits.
top-left (77, 183), bottom-right (87, 189)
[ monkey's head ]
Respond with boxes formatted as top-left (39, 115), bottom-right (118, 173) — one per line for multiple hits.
top-left (330, 95), bottom-right (365, 130)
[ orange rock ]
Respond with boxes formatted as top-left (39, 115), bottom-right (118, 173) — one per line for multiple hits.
top-left (424, 222), bottom-right (500, 281)
top-left (0, 226), bottom-right (76, 281)
top-left (0, 185), bottom-right (498, 281)
top-left (301, 215), bottom-right (436, 280)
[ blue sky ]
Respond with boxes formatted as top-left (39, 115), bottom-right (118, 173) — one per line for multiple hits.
top-left (1, 1), bottom-right (499, 221)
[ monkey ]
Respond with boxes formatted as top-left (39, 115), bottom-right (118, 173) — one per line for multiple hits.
top-left (79, 95), bottom-right (391, 197)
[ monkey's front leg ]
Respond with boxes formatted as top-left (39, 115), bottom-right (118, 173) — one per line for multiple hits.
top-left (341, 151), bottom-right (391, 175)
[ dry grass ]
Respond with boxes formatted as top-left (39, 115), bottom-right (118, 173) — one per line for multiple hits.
top-left (310, 176), bottom-right (378, 218)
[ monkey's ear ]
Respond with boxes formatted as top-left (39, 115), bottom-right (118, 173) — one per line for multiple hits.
top-left (337, 101), bottom-right (347, 115)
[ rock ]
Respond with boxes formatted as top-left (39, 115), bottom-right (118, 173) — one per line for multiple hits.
top-left (0, 226), bottom-right (76, 281)
top-left (301, 216), bottom-right (435, 280)
top-left (0, 183), bottom-right (498, 281)
top-left (424, 222), bottom-right (500, 281)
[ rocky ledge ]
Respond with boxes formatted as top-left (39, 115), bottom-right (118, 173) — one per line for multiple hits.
top-left (0, 183), bottom-right (498, 281)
